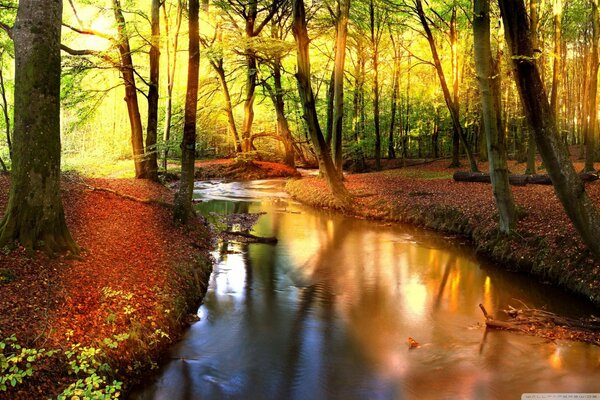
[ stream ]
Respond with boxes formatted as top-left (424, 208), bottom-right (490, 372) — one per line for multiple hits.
top-left (132, 178), bottom-right (600, 399)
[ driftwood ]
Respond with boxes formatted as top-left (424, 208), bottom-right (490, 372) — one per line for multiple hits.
top-left (479, 303), bottom-right (600, 346)
top-left (220, 230), bottom-right (278, 244)
top-left (454, 171), bottom-right (599, 186)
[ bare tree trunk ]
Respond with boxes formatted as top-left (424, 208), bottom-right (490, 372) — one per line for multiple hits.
top-left (585, 0), bottom-right (598, 172)
top-left (292, 0), bottom-right (350, 202)
top-left (526, 0), bottom-right (539, 175)
top-left (0, 0), bottom-right (77, 254)
top-left (332, 0), bottom-right (350, 173)
top-left (145, 0), bottom-right (160, 180)
top-left (415, 0), bottom-right (478, 172)
top-left (113, 0), bottom-right (148, 179)
top-left (174, 0), bottom-right (199, 223)
top-left (389, 34), bottom-right (400, 159)
top-left (0, 56), bottom-right (11, 162)
top-left (550, 0), bottom-right (562, 117)
top-left (500, 0), bottom-right (600, 257)
top-left (474, 0), bottom-right (516, 233)
top-left (161, 0), bottom-right (183, 171)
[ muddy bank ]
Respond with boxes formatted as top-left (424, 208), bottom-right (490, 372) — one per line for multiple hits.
top-left (285, 162), bottom-right (600, 308)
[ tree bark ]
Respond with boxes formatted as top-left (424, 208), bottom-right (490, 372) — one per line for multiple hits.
top-left (162, 0), bottom-right (183, 171)
top-left (332, 0), bottom-right (350, 173)
top-left (585, 0), bottom-right (598, 172)
top-left (0, 0), bottom-right (78, 254)
top-left (370, 0), bottom-right (381, 171)
top-left (389, 34), bottom-right (400, 159)
top-left (473, 0), bottom-right (516, 234)
top-left (499, 0), bottom-right (600, 257)
top-left (145, 0), bottom-right (160, 180)
top-left (292, 0), bottom-right (350, 203)
top-left (550, 0), bottom-right (562, 117)
top-left (173, 0), bottom-right (200, 223)
top-left (415, 0), bottom-right (479, 172)
top-left (113, 0), bottom-right (148, 179)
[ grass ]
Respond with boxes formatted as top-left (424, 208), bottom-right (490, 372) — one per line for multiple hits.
top-left (62, 156), bottom-right (136, 179)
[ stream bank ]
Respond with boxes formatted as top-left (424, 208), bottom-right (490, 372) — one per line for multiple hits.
top-left (285, 161), bottom-right (600, 308)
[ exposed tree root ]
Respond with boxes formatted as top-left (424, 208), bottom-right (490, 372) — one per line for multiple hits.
top-left (479, 303), bottom-right (600, 346)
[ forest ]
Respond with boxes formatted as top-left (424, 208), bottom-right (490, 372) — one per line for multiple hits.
top-left (0, 0), bottom-right (599, 398)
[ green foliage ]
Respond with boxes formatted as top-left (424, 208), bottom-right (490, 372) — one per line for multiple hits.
top-left (0, 333), bottom-right (128, 398)
top-left (0, 267), bottom-right (15, 284)
top-left (0, 335), bottom-right (57, 392)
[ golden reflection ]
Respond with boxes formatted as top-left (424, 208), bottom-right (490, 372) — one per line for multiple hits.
top-left (549, 347), bottom-right (563, 370)
top-left (483, 276), bottom-right (493, 314)
top-left (404, 278), bottom-right (428, 322)
top-left (448, 270), bottom-right (461, 312)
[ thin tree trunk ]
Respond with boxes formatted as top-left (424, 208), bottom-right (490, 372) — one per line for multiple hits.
top-left (145, 0), bottom-right (160, 180)
top-left (0, 59), bottom-right (11, 162)
top-left (473, 0), bottom-right (516, 233)
top-left (292, 0), bottom-right (350, 203)
top-left (499, 0), bottom-right (600, 257)
top-left (585, 0), bottom-right (598, 172)
top-left (113, 0), bottom-right (148, 179)
top-left (369, 0), bottom-right (381, 170)
top-left (389, 34), bottom-right (399, 159)
top-left (415, 0), bottom-right (478, 172)
top-left (174, 0), bottom-right (199, 223)
top-left (332, 0), bottom-right (350, 173)
top-left (0, 0), bottom-right (77, 253)
top-left (161, 0), bottom-right (183, 171)
top-left (550, 0), bottom-right (562, 117)
top-left (526, 0), bottom-right (539, 174)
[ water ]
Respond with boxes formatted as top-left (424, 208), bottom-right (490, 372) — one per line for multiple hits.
top-left (132, 179), bottom-right (600, 400)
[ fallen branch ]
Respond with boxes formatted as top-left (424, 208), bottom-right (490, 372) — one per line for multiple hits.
top-left (221, 230), bottom-right (278, 244)
top-left (479, 303), bottom-right (600, 346)
top-left (455, 172), bottom-right (599, 186)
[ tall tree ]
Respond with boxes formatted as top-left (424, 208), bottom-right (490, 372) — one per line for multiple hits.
top-left (292, 0), bottom-right (350, 203)
top-left (473, 0), bottom-right (516, 233)
top-left (0, 0), bottom-right (77, 253)
top-left (584, 0), bottom-right (598, 172)
top-left (413, 0), bottom-right (479, 172)
top-left (145, 0), bottom-right (160, 180)
top-left (332, 0), bottom-right (350, 173)
top-left (369, 0), bottom-right (385, 170)
top-left (499, 0), bottom-right (600, 257)
top-left (174, 0), bottom-right (200, 223)
top-left (162, 0), bottom-right (184, 170)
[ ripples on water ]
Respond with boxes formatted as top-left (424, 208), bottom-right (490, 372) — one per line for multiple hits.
top-left (132, 179), bottom-right (600, 400)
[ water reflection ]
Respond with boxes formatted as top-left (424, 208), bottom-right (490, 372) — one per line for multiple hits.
top-left (132, 180), bottom-right (600, 400)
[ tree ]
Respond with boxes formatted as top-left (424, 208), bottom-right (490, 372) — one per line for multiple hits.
top-left (413, 0), bottom-right (479, 172)
top-left (162, 0), bottom-right (184, 171)
top-left (0, 0), bottom-right (78, 253)
top-left (145, 0), bottom-right (161, 180)
top-left (584, 0), bottom-right (598, 172)
top-left (174, 0), bottom-right (200, 223)
top-left (332, 0), bottom-right (350, 173)
top-left (473, 0), bottom-right (516, 233)
top-left (499, 0), bottom-right (600, 257)
top-left (292, 0), bottom-right (350, 203)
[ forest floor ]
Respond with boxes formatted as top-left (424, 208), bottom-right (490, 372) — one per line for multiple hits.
top-left (0, 173), bottom-right (213, 399)
top-left (286, 156), bottom-right (600, 309)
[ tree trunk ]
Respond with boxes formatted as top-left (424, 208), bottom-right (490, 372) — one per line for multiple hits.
top-left (161, 0), bottom-right (183, 171)
top-left (292, 0), bottom-right (350, 203)
top-left (389, 34), bottom-right (400, 159)
top-left (173, 0), bottom-right (199, 223)
top-left (370, 0), bottom-right (381, 170)
top-left (332, 0), bottom-right (350, 173)
top-left (0, 0), bottom-right (77, 254)
top-left (415, 0), bottom-right (478, 172)
top-left (550, 0), bottom-right (562, 117)
top-left (113, 0), bottom-right (148, 179)
top-left (0, 57), bottom-right (12, 162)
top-left (450, 7), bottom-right (460, 167)
top-left (473, 0), bottom-right (516, 234)
top-left (585, 0), bottom-right (598, 172)
top-left (145, 0), bottom-right (160, 180)
top-left (499, 0), bottom-right (600, 257)
top-left (214, 61), bottom-right (242, 152)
